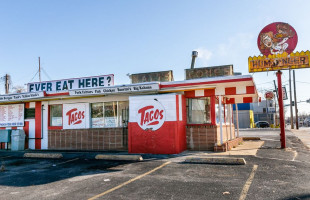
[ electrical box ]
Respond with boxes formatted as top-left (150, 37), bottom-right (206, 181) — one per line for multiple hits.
top-left (0, 130), bottom-right (12, 143)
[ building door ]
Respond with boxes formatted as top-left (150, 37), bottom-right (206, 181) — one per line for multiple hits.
top-left (122, 107), bottom-right (129, 148)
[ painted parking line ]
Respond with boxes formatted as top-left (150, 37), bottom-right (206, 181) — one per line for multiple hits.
top-left (54, 158), bottom-right (79, 166)
top-left (88, 161), bottom-right (171, 200)
top-left (239, 164), bottom-right (258, 200)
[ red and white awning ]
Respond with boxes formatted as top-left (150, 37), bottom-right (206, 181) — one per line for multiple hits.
top-left (160, 75), bottom-right (260, 104)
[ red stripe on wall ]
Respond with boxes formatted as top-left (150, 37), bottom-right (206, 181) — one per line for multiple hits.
top-left (225, 87), bottom-right (236, 95)
top-left (204, 89), bottom-right (215, 96)
top-left (246, 86), bottom-right (255, 94)
top-left (185, 89), bottom-right (215, 98)
top-left (176, 95), bottom-right (179, 121)
top-left (184, 91), bottom-right (195, 98)
top-left (35, 102), bottom-right (42, 149)
top-left (243, 97), bottom-right (253, 103)
top-left (211, 96), bottom-right (216, 125)
top-left (23, 121), bottom-right (29, 149)
top-left (226, 98), bottom-right (235, 104)
top-left (160, 77), bottom-right (253, 88)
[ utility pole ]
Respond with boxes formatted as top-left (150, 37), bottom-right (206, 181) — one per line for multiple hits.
top-left (4, 74), bottom-right (10, 94)
top-left (39, 57), bottom-right (41, 82)
top-left (293, 70), bottom-right (299, 129)
top-left (289, 69), bottom-right (294, 129)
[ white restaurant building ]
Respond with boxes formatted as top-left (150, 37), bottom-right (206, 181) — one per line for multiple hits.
top-left (0, 66), bottom-right (260, 154)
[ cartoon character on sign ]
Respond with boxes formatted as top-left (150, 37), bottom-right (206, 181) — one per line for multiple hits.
top-left (258, 22), bottom-right (297, 56)
top-left (137, 100), bottom-right (165, 131)
top-left (66, 108), bottom-right (85, 125)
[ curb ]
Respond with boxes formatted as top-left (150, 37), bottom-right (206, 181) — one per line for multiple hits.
top-left (243, 137), bottom-right (261, 141)
top-left (184, 157), bottom-right (246, 165)
top-left (24, 153), bottom-right (63, 159)
top-left (95, 154), bottom-right (143, 161)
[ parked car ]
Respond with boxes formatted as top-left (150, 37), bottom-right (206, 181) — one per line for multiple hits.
top-left (255, 121), bottom-right (270, 128)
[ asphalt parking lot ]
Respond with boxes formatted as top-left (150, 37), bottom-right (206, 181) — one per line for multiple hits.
top-left (0, 129), bottom-right (310, 200)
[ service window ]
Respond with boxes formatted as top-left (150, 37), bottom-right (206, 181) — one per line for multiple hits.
top-left (91, 101), bottom-right (129, 128)
top-left (187, 97), bottom-right (211, 124)
top-left (118, 101), bottom-right (129, 127)
top-left (50, 105), bottom-right (63, 126)
top-left (91, 103), bottom-right (104, 128)
top-left (25, 108), bottom-right (35, 119)
top-left (104, 102), bottom-right (117, 127)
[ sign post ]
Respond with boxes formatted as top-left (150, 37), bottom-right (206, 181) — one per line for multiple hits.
top-left (249, 22), bottom-right (306, 149)
top-left (276, 71), bottom-right (286, 148)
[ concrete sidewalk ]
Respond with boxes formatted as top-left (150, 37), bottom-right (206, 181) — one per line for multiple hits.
top-left (0, 139), bottom-right (264, 162)
top-left (289, 127), bottom-right (310, 149)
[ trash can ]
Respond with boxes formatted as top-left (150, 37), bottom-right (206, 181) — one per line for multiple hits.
top-left (11, 130), bottom-right (25, 151)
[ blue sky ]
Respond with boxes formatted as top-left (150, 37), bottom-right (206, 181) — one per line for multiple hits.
top-left (1, 0), bottom-right (310, 114)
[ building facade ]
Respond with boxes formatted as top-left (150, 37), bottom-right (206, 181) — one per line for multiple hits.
top-left (0, 72), bottom-right (259, 154)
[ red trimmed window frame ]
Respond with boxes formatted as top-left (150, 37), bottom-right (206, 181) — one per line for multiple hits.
top-left (48, 104), bottom-right (63, 130)
top-left (186, 94), bottom-right (217, 126)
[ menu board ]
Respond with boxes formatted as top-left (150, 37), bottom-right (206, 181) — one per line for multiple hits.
top-left (0, 104), bottom-right (24, 127)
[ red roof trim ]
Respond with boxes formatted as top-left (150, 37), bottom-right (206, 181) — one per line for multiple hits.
top-left (160, 77), bottom-right (253, 89)
top-left (45, 92), bottom-right (70, 97)
top-left (225, 87), bottom-right (236, 95)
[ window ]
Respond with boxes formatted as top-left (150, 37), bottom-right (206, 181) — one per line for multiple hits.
top-left (91, 103), bottom-right (104, 128)
top-left (118, 101), bottom-right (129, 127)
top-left (104, 102), bottom-right (117, 127)
top-left (187, 97), bottom-right (211, 124)
top-left (25, 108), bottom-right (35, 119)
top-left (215, 103), bottom-right (224, 124)
top-left (91, 101), bottom-right (129, 128)
top-left (50, 105), bottom-right (62, 126)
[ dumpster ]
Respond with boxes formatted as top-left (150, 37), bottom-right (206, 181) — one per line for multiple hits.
top-left (11, 130), bottom-right (25, 151)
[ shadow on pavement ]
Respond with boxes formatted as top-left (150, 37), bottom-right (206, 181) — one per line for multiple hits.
top-left (0, 157), bottom-right (132, 187)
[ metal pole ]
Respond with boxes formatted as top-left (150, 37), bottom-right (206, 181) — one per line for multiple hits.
top-left (289, 69), bottom-right (294, 129)
top-left (219, 96), bottom-right (223, 145)
top-left (190, 51), bottom-right (198, 69)
top-left (235, 103), bottom-right (239, 138)
top-left (293, 70), bottom-right (299, 129)
top-left (273, 80), bottom-right (279, 126)
top-left (39, 57), bottom-right (41, 82)
top-left (277, 71), bottom-right (286, 149)
top-left (5, 74), bottom-right (9, 94)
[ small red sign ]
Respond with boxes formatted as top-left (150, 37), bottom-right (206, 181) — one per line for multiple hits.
top-left (258, 22), bottom-right (298, 56)
top-left (265, 91), bottom-right (274, 100)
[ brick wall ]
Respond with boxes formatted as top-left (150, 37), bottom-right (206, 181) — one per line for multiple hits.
top-left (48, 128), bottom-right (127, 151)
top-left (186, 124), bottom-right (236, 151)
top-left (186, 125), bottom-right (217, 151)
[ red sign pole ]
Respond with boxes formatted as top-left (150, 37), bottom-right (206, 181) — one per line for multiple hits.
top-left (276, 70), bottom-right (286, 148)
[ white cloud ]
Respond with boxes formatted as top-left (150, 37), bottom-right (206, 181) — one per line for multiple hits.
top-left (194, 47), bottom-right (213, 66)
